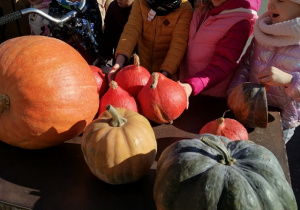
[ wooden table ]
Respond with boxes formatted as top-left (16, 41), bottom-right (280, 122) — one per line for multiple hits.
top-left (0, 95), bottom-right (290, 210)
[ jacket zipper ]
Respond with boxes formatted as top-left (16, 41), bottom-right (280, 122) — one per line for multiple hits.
top-left (193, 10), bottom-right (209, 40)
top-left (150, 18), bottom-right (158, 72)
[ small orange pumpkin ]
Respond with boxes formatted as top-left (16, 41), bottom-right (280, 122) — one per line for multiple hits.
top-left (114, 54), bottom-right (150, 98)
top-left (90, 65), bottom-right (108, 97)
top-left (199, 110), bottom-right (249, 141)
top-left (98, 80), bottom-right (138, 114)
top-left (81, 105), bottom-right (157, 184)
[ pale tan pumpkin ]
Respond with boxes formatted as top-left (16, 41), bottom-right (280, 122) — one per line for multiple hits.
top-left (81, 105), bottom-right (157, 184)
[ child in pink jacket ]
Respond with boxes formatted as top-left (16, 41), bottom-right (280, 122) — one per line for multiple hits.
top-left (228, 0), bottom-right (300, 143)
top-left (179, 0), bottom-right (261, 100)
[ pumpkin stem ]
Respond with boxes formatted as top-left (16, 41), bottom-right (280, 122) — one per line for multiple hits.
top-left (0, 94), bottom-right (10, 113)
top-left (110, 80), bottom-right (118, 89)
top-left (222, 109), bottom-right (230, 118)
top-left (150, 72), bottom-right (159, 89)
top-left (217, 117), bottom-right (224, 125)
top-left (106, 105), bottom-right (127, 127)
top-left (201, 136), bottom-right (236, 166)
top-left (133, 53), bottom-right (140, 67)
top-left (217, 109), bottom-right (230, 125)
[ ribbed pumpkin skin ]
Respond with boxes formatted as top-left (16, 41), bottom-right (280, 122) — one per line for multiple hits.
top-left (0, 36), bottom-right (99, 149)
top-left (154, 134), bottom-right (297, 210)
top-left (227, 82), bottom-right (268, 128)
top-left (137, 72), bottom-right (187, 124)
top-left (81, 106), bottom-right (157, 185)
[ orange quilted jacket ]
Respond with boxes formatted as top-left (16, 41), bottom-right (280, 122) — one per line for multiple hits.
top-left (115, 0), bottom-right (192, 76)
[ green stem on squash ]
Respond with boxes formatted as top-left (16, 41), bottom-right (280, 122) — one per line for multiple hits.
top-left (0, 94), bottom-right (10, 113)
top-left (150, 72), bottom-right (159, 89)
top-left (201, 136), bottom-right (236, 166)
top-left (106, 105), bottom-right (127, 127)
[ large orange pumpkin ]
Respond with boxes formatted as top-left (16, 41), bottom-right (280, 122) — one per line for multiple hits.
top-left (0, 36), bottom-right (99, 149)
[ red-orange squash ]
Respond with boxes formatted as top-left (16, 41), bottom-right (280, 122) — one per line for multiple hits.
top-left (227, 82), bottom-right (268, 128)
top-left (0, 36), bottom-right (99, 149)
top-left (98, 80), bottom-right (138, 114)
top-left (199, 110), bottom-right (249, 141)
top-left (137, 72), bottom-right (187, 124)
top-left (90, 65), bottom-right (108, 97)
top-left (114, 54), bottom-right (150, 98)
top-left (81, 105), bottom-right (157, 184)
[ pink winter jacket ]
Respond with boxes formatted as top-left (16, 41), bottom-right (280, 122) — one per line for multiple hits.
top-left (228, 39), bottom-right (300, 130)
top-left (180, 0), bottom-right (260, 97)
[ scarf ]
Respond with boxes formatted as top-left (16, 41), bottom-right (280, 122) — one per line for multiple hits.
top-left (254, 11), bottom-right (300, 47)
top-left (145, 0), bottom-right (182, 16)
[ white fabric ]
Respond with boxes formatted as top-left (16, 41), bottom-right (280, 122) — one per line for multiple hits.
top-left (254, 12), bottom-right (300, 47)
top-left (290, 0), bottom-right (300, 4)
top-left (283, 127), bottom-right (295, 144)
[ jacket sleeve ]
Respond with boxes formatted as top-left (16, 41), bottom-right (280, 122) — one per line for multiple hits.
top-left (115, 0), bottom-right (143, 61)
top-left (185, 20), bottom-right (252, 96)
top-left (285, 72), bottom-right (300, 100)
top-left (227, 38), bottom-right (255, 94)
top-left (160, 1), bottom-right (193, 76)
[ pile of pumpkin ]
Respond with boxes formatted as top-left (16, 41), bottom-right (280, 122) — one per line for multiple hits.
top-left (0, 36), bottom-right (297, 209)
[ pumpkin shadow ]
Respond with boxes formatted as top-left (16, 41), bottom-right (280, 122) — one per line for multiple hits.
top-left (167, 95), bottom-right (278, 135)
top-left (169, 95), bottom-right (230, 134)
top-left (156, 141), bottom-right (217, 161)
top-left (33, 120), bottom-right (87, 148)
top-left (0, 141), bottom-right (157, 210)
top-left (156, 137), bottom-right (183, 160)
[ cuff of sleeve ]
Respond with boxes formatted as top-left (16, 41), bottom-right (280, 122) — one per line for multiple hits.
top-left (285, 72), bottom-right (300, 97)
top-left (160, 70), bottom-right (171, 78)
top-left (115, 53), bottom-right (129, 63)
top-left (185, 77), bottom-right (205, 96)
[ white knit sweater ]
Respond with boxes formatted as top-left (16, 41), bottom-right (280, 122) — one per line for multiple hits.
top-left (254, 11), bottom-right (300, 47)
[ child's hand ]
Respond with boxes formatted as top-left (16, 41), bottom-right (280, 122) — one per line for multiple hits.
top-left (258, 66), bottom-right (293, 88)
top-left (177, 81), bottom-right (192, 109)
top-left (107, 66), bottom-right (118, 82)
top-left (107, 55), bottom-right (126, 82)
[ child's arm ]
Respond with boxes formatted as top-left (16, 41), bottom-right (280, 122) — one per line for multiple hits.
top-left (258, 67), bottom-right (293, 88)
top-left (115, 0), bottom-right (142, 62)
top-left (260, 69), bottom-right (300, 100)
top-left (285, 72), bottom-right (300, 100)
top-left (178, 81), bottom-right (192, 109)
top-left (159, 0), bottom-right (193, 77)
top-left (227, 39), bottom-right (255, 94)
top-left (186, 20), bottom-right (252, 96)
